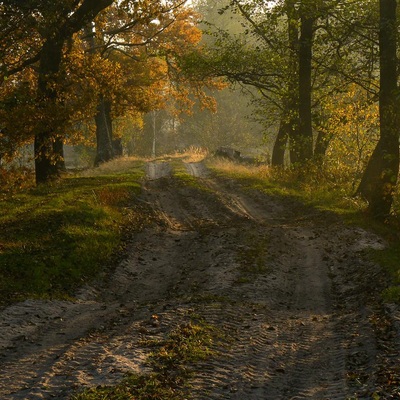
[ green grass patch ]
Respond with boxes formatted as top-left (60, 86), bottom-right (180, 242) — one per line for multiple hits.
top-left (169, 159), bottom-right (210, 191)
top-left (0, 159), bottom-right (145, 306)
top-left (173, 169), bottom-right (203, 189)
top-left (382, 286), bottom-right (400, 304)
top-left (73, 319), bottom-right (220, 400)
top-left (207, 158), bottom-right (289, 196)
top-left (207, 157), bottom-right (363, 218)
top-left (369, 246), bottom-right (400, 304)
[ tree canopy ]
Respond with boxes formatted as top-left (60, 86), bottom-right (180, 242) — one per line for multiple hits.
top-left (0, 0), bottom-right (217, 180)
top-left (182, 0), bottom-right (398, 218)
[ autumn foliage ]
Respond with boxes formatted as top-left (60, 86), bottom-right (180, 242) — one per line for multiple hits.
top-left (0, 1), bottom-right (220, 183)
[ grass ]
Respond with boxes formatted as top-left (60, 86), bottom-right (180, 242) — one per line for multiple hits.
top-left (147, 147), bottom-right (208, 165)
top-left (207, 157), bottom-right (284, 193)
top-left (171, 146), bottom-right (208, 164)
top-left (0, 157), bottom-right (145, 306)
top-left (207, 157), bottom-right (363, 214)
top-left (72, 319), bottom-right (220, 400)
top-left (369, 246), bottom-right (400, 304)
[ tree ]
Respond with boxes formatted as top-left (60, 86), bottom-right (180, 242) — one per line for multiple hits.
top-left (0, 1), bottom-right (42, 83)
top-left (190, 0), bottom-right (294, 164)
top-left (191, 0), bottom-right (384, 170)
top-left (295, 1), bottom-right (314, 163)
top-left (189, 0), bottom-right (318, 165)
top-left (83, 1), bottom-right (213, 164)
top-left (273, 0), bottom-right (299, 166)
top-left (1, 1), bottom-right (214, 178)
top-left (172, 86), bottom-right (264, 154)
top-left (0, 1), bottom-right (115, 183)
top-left (319, 85), bottom-right (379, 187)
top-left (34, 0), bottom-right (114, 183)
top-left (356, 0), bottom-right (399, 218)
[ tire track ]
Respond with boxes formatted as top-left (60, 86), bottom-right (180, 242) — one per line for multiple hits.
top-left (130, 164), bottom-right (382, 399)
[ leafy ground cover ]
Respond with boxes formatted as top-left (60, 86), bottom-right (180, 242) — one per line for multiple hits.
top-left (0, 158), bottom-right (145, 307)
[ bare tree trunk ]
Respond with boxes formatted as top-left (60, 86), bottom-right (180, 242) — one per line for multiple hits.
top-left (296, 12), bottom-right (314, 163)
top-left (34, 38), bottom-right (64, 184)
top-left (94, 97), bottom-right (114, 166)
top-left (272, 117), bottom-right (288, 166)
top-left (34, 0), bottom-right (114, 184)
top-left (54, 136), bottom-right (66, 171)
top-left (285, 0), bottom-right (300, 165)
top-left (356, 0), bottom-right (399, 218)
top-left (84, 23), bottom-right (116, 166)
top-left (314, 128), bottom-right (332, 161)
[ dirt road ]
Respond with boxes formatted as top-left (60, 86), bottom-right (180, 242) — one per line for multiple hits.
top-left (0, 161), bottom-right (399, 399)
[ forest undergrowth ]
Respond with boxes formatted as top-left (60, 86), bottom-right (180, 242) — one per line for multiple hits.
top-left (0, 157), bottom-right (145, 306)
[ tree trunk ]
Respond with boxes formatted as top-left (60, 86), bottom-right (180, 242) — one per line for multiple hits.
top-left (34, 38), bottom-right (64, 184)
top-left (84, 23), bottom-right (116, 166)
top-left (33, 0), bottom-right (114, 184)
top-left (272, 117), bottom-right (289, 166)
top-left (314, 128), bottom-right (332, 160)
top-left (113, 138), bottom-right (123, 157)
top-left (54, 137), bottom-right (66, 171)
top-left (296, 12), bottom-right (314, 163)
top-left (356, 0), bottom-right (399, 218)
top-left (94, 97), bottom-right (114, 166)
top-left (285, 0), bottom-right (300, 165)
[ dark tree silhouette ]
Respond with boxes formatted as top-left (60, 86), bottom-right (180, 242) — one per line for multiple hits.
top-left (33, 0), bottom-right (114, 184)
top-left (356, 0), bottom-right (399, 218)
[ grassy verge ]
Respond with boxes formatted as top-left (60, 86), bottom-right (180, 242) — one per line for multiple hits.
top-left (207, 157), bottom-right (363, 214)
top-left (0, 158), bottom-right (145, 306)
top-left (72, 318), bottom-right (220, 400)
top-left (369, 247), bottom-right (400, 303)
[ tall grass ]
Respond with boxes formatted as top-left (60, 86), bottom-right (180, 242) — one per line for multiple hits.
top-left (147, 146), bottom-right (209, 164)
top-left (208, 156), bottom-right (366, 213)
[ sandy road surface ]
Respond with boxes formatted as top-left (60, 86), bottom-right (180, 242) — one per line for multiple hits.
top-left (0, 161), bottom-right (399, 399)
